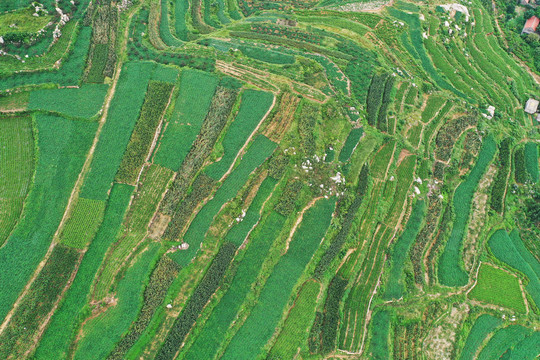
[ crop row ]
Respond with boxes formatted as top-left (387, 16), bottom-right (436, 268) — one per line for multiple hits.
top-left (170, 135), bottom-right (277, 266)
top-left (28, 84), bottom-right (109, 119)
top-left (85, 3), bottom-right (118, 83)
top-left (60, 197), bottom-right (106, 249)
top-left (250, 24), bottom-right (322, 44)
top-left (434, 114), bottom-right (477, 162)
top-left (72, 244), bottom-right (160, 360)
top-left (268, 280), bottom-right (321, 359)
top-left (0, 25), bottom-right (92, 91)
top-left (477, 325), bottom-right (531, 360)
top-left (366, 310), bottom-right (391, 360)
top-left (297, 101), bottom-right (319, 156)
top-left (319, 275), bottom-right (348, 354)
top-left (0, 244), bottom-right (79, 358)
top-left (81, 61), bottom-right (156, 200)
top-left (162, 174), bottom-right (216, 241)
top-left (314, 165), bottom-right (369, 278)
top-left (92, 164), bottom-right (174, 301)
top-left (458, 314), bottom-right (502, 360)
top-left (0, 115), bottom-right (34, 246)
top-left (384, 200), bottom-right (425, 300)
top-left (488, 229), bottom-right (540, 309)
top-left (206, 89), bottom-right (274, 180)
top-left (182, 210), bottom-right (287, 359)
top-left (468, 264), bottom-right (525, 312)
top-left (366, 73), bottom-right (390, 128)
top-left (115, 81), bottom-right (174, 185)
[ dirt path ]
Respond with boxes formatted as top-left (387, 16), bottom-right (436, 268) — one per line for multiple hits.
top-left (0, 4), bottom-right (139, 353)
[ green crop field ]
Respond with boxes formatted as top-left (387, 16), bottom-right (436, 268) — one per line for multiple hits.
top-left (28, 84), bottom-right (109, 119)
top-left (59, 197), bottom-right (106, 248)
top-left (488, 230), bottom-right (540, 309)
top-left (154, 69), bottom-right (219, 170)
top-left (1, 0), bottom-right (539, 358)
top-left (384, 200), bottom-right (425, 300)
top-left (205, 89), bottom-right (274, 180)
top-left (0, 115), bottom-right (34, 246)
top-left (222, 198), bottom-right (335, 359)
top-left (268, 280), bottom-right (321, 359)
top-left (459, 314), bottom-right (502, 360)
top-left (469, 264), bottom-right (526, 313)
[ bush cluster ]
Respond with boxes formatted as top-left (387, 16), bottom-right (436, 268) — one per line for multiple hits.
top-left (250, 24), bottom-right (322, 44)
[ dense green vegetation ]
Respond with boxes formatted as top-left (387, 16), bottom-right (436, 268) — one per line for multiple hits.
top-left (1, 0), bottom-right (539, 358)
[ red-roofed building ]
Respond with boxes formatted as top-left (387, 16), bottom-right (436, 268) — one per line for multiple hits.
top-left (522, 16), bottom-right (540, 34)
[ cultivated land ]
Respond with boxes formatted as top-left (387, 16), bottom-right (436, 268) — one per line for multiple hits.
top-left (0, 0), bottom-right (539, 358)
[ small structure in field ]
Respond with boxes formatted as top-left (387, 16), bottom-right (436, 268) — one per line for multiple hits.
top-left (522, 16), bottom-right (540, 34)
top-left (276, 19), bottom-right (297, 27)
top-left (524, 98), bottom-right (539, 114)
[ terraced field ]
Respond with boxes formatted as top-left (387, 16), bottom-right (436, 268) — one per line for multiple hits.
top-left (0, 0), bottom-right (539, 358)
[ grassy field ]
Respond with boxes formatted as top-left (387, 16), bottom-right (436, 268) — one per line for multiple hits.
top-left (0, 115), bottom-right (34, 246)
top-left (469, 264), bottom-right (526, 313)
top-left (28, 84), bottom-right (109, 119)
